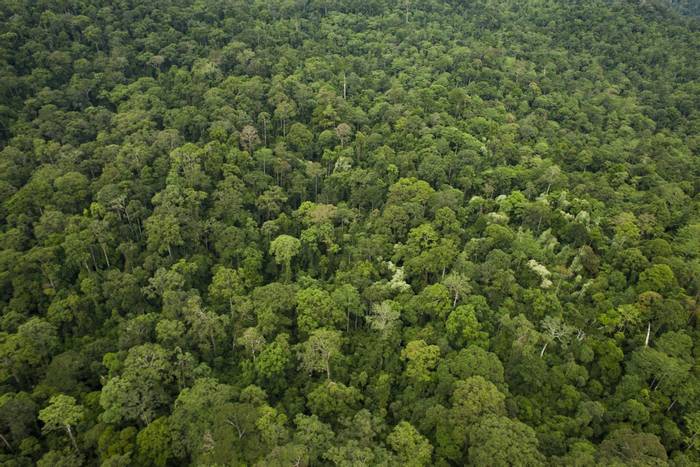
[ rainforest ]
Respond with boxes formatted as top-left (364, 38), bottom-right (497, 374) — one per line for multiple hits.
top-left (0, 1), bottom-right (699, 465)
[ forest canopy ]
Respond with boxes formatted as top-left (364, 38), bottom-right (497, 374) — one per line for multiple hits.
top-left (0, 0), bottom-right (699, 465)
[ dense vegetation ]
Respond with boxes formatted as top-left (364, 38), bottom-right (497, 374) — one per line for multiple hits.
top-left (669, 0), bottom-right (700, 17)
top-left (1, 0), bottom-right (699, 465)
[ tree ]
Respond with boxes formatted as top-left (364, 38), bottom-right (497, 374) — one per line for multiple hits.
top-left (169, 378), bottom-right (247, 463)
top-left (257, 186), bottom-right (288, 220)
top-left (335, 123), bottom-right (352, 147)
top-left (387, 421), bottom-right (433, 467)
top-left (306, 161), bottom-right (325, 200)
top-left (255, 334), bottom-right (291, 382)
top-left (446, 305), bottom-right (488, 349)
top-left (240, 327), bottom-right (266, 361)
top-left (684, 411), bottom-right (700, 452)
top-left (182, 294), bottom-right (229, 356)
top-left (539, 315), bottom-right (574, 357)
top-left (53, 172), bottom-right (89, 213)
top-left (100, 344), bottom-right (174, 426)
top-left (326, 440), bottom-right (383, 466)
top-left (156, 319), bottom-right (186, 349)
top-left (366, 300), bottom-right (401, 339)
top-left (332, 284), bottom-right (363, 332)
top-left (613, 212), bottom-right (641, 246)
top-left (674, 223), bottom-right (700, 258)
top-left (255, 405), bottom-right (288, 447)
top-left (39, 395), bottom-right (84, 452)
top-left (598, 430), bottom-right (668, 466)
top-left (443, 272), bottom-right (472, 308)
top-left (293, 414), bottom-right (335, 464)
top-left (287, 123), bottom-right (313, 153)
top-left (296, 287), bottom-right (344, 335)
top-left (258, 112), bottom-right (271, 145)
top-left (401, 340), bottom-right (440, 384)
top-left (250, 283), bottom-right (297, 337)
top-left (240, 125), bottom-right (260, 155)
top-left (0, 318), bottom-right (59, 385)
top-left (208, 266), bottom-right (244, 312)
top-left (36, 448), bottom-right (84, 467)
top-left (451, 376), bottom-right (506, 426)
top-left (0, 392), bottom-right (37, 451)
top-left (274, 99), bottom-right (297, 136)
top-left (269, 234), bottom-right (301, 281)
top-left (396, 223), bottom-right (455, 284)
top-left (145, 213), bottom-right (183, 258)
top-left (136, 416), bottom-right (174, 467)
top-left (468, 416), bottom-right (545, 467)
top-left (450, 345), bottom-right (506, 387)
top-left (307, 380), bottom-right (361, 420)
top-left (637, 264), bottom-right (678, 296)
top-left (298, 328), bottom-right (342, 380)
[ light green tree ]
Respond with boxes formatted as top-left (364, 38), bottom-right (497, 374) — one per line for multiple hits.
top-left (366, 300), bottom-right (401, 339)
top-left (298, 328), bottom-right (342, 380)
top-left (401, 340), bottom-right (440, 384)
top-left (269, 234), bottom-right (301, 281)
top-left (387, 421), bottom-right (433, 467)
top-left (39, 394), bottom-right (84, 452)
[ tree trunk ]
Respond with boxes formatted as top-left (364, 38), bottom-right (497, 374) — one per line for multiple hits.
top-left (65, 425), bottom-right (79, 452)
top-left (90, 247), bottom-right (100, 271)
top-left (667, 399), bottom-right (677, 412)
top-left (0, 433), bottom-right (11, 451)
top-left (645, 322), bottom-right (651, 347)
top-left (46, 273), bottom-right (56, 290)
top-left (101, 244), bottom-right (110, 268)
top-left (226, 418), bottom-right (245, 439)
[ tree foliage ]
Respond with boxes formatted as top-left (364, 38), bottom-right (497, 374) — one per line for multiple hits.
top-left (0, 0), bottom-right (699, 464)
